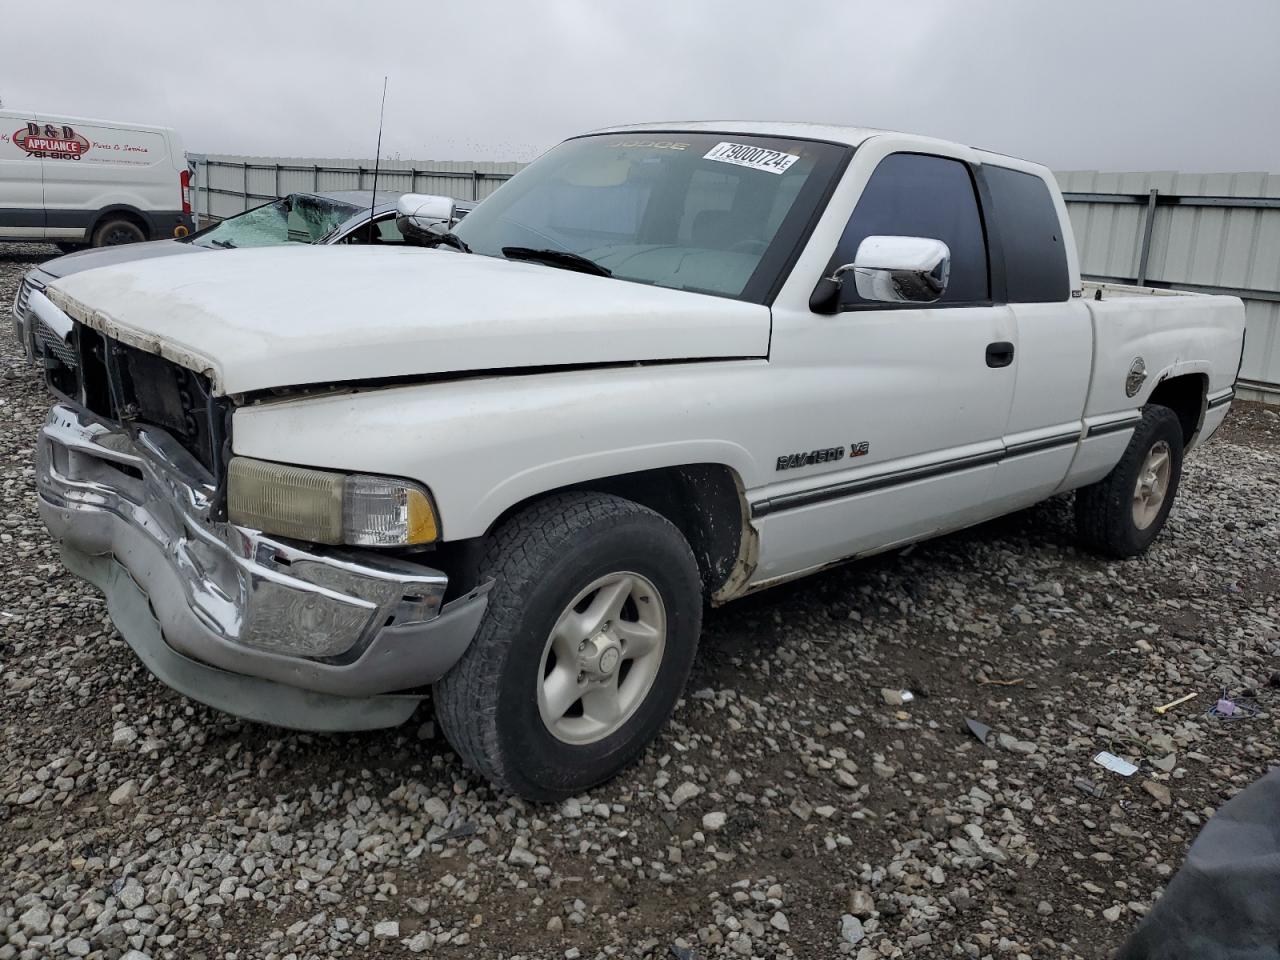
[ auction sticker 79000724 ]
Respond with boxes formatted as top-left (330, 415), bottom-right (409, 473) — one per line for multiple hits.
top-left (703, 141), bottom-right (800, 175)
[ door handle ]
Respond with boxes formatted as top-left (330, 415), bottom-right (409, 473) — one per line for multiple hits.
top-left (986, 341), bottom-right (1015, 368)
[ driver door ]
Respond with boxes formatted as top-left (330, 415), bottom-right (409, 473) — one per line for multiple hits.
top-left (754, 149), bottom-right (1018, 580)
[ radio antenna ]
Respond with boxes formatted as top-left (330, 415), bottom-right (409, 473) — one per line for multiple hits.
top-left (368, 76), bottom-right (388, 241)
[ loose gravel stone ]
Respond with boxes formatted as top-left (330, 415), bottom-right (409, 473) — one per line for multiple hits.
top-left (1, 244), bottom-right (1277, 959)
top-left (18, 904), bottom-right (50, 934)
top-left (118, 881), bottom-right (145, 910)
top-left (508, 844), bottom-right (538, 867)
top-left (670, 781), bottom-right (701, 807)
top-left (841, 914), bottom-right (866, 945)
top-left (108, 778), bottom-right (139, 805)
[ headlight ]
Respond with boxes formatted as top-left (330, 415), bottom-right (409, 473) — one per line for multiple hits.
top-left (228, 458), bottom-right (439, 546)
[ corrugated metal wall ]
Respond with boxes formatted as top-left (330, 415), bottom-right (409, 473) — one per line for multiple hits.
top-left (191, 154), bottom-right (525, 221)
top-left (190, 156), bottom-right (1280, 400)
top-left (1055, 171), bottom-right (1280, 401)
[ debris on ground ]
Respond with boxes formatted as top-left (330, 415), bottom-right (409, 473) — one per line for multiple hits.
top-left (1094, 751), bottom-right (1140, 776)
top-left (1073, 778), bottom-right (1107, 798)
top-left (963, 717), bottom-right (993, 746)
top-left (880, 687), bottom-right (914, 706)
top-left (977, 675), bottom-right (1025, 686)
top-left (1153, 691), bottom-right (1196, 714)
top-left (1207, 688), bottom-right (1261, 720)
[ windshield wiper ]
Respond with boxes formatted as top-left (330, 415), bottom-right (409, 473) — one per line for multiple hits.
top-left (209, 238), bottom-right (236, 249)
top-left (430, 231), bottom-right (471, 254)
top-left (501, 246), bottom-right (610, 277)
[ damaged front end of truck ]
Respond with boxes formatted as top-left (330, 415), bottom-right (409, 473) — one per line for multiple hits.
top-left (28, 288), bottom-right (490, 732)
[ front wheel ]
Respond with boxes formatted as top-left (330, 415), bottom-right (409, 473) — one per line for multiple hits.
top-left (434, 492), bottom-right (703, 800)
top-left (1075, 404), bottom-right (1185, 558)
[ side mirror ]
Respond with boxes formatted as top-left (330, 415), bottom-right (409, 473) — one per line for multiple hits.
top-left (395, 193), bottom-right (459, 242)
top-left (828, 235), bottom-right (951, 304)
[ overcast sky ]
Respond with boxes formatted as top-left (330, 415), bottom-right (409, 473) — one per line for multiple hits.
top-left (4, 0), bottom-right (1277, 172)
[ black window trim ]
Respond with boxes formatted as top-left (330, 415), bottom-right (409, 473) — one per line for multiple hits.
top-left (824, 150), bottom-right (1000, 314)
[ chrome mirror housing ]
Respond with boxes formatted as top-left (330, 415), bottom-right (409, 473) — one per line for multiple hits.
top-left (828, 235), bottom-right (951, 304)
top-left (395, 194), bottom-right (459, 242)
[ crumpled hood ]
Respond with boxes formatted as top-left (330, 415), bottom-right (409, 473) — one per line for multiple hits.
top-left (37, 239), bottom-right (203, 280)
top-left (46, 244), bottom-right (770, 395)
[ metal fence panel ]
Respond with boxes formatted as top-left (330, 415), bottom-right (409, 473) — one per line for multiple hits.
top-left (190, 155), bottom-right (525, 222)
top-left (1056, 170), bottom-right (1280, 400)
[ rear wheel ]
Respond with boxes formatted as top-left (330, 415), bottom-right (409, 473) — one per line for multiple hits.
top-left (1075, 404), bottom-right (1184, 558)
top-left (434, 492), bottom-right (702, 800)
top-left (92, 218), bottom-right (146, 247)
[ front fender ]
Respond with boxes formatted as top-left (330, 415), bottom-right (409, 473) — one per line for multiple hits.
top-left (231, 363), bottom-right (764, 541)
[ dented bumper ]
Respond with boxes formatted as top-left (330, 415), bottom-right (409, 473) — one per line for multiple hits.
top-left (35, 403), bottom-right (488, 729)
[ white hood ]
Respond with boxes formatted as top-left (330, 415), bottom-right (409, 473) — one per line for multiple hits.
top-left (46, 245), bottom-right (770, 395)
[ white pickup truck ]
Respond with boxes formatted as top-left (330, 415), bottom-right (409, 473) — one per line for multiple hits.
top-left (31, 123), bottom-right (1245, 800)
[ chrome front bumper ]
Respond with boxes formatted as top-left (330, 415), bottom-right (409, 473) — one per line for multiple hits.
top-left (36, 403), bottom-right (489, 728)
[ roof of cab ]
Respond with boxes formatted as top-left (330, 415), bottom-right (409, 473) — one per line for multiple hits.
top-left (586, 121), bottom-right (1052, 176)
top-left (587, 121), bottom-right (887, 147)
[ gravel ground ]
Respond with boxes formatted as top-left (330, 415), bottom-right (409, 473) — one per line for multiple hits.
top-left (2, 241), bottom-right (1278, 960)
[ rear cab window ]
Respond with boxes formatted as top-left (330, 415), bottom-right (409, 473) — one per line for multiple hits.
top-left (982, 166), bottom-right (1070, 302)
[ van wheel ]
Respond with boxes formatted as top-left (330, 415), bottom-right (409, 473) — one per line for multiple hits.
top-left (434, 492), bottom-right (702, 801)
top-left (1075, 404), bottom-right (1184, 558)
top-left (93, 218), bottom-right (146, 246)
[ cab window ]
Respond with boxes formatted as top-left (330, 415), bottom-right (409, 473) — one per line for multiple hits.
top-left (832, 153), bottom-right (989, 307)
top-left (339, 215), bottom-right (406, 244)
top-left (983, 166), bottom-right (1069, 302)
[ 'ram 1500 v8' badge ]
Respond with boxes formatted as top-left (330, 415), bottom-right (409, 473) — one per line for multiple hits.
top-left (775, 442), bottom-right (869, 471)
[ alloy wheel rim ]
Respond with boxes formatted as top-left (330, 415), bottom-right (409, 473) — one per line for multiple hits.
top-left (1133, 439), bottom-right (1172, 530)
top-left (536, 571), bottom-right (667, 745)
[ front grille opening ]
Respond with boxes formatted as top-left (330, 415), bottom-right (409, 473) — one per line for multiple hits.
top-left (117, 344), bottom-right (223, 474)
top-left (78, 326), bottom-right (114, 418)
top-left (43, 322), bottom-right (231, 479)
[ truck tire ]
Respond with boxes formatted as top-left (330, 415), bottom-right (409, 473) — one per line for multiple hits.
top-left (1075, 404), bottom-right (1184, 558)
top-left (92, 218), bottom-right (147, 247)
top-left (434, 492), bottom-right (702, 800)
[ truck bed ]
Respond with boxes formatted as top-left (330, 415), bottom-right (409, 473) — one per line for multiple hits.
top-left (1083, 280), bottom-right (1211, 300)
top-left (1080, 280), bottom-right (1245, 423)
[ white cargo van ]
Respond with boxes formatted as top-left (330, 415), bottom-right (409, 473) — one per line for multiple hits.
top-left (0, 110), bottom-right (193, 248)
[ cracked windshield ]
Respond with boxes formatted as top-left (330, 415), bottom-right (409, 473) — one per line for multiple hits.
top-left (189, 194), bottom-right (361, 248)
